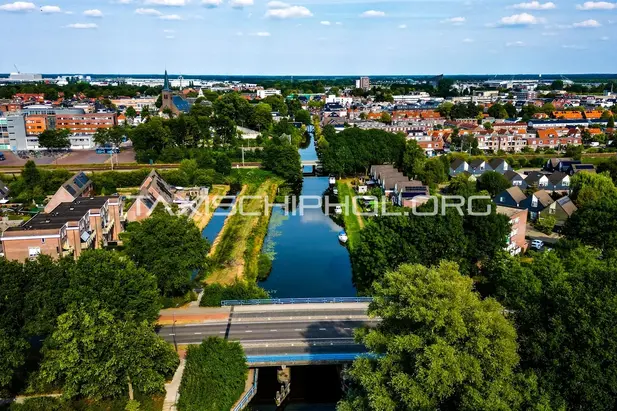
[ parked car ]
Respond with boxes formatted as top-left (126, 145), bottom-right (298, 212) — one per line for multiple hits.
top-left (0, 153), bottom-right (5, 161)
top-left (530, 239), bottom-right (544, 250)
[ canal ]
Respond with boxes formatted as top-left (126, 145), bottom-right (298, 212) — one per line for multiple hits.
top-left (258, 134), bottom-right (356, 298)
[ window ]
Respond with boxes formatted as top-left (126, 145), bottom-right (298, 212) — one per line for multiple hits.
top-left (532, 197), bottom-right (538, 207)
top-left (28, 247), bottom-right (41, 260)
top-left (41, 238), bottom-right (45, 244)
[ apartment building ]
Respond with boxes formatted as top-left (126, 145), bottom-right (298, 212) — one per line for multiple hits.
top-left (25, 115), bottom-right (54, 136)
top-left (1, 196), bottom-right (122, 262)
top-left (110, 97), bottom-right (157, 112)
top-left (0, 117), bottom-right (9, 149)
top-left (497, 206), bottom-right (528, 256)
top-left (44, 172), bottom-right (93, 213)
top-left (55, 112), bottom-right (117, 135)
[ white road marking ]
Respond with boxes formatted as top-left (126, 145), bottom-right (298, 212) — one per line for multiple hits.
top-left (294, 329), bottom-right (302, 331)
top-left (245, 330), bottom-right (253, 333)
top-left (270, 330), bottom-right (278, 332)
top-left (219, 331), bottom-right (225, 334)
top-left (319, 328), bottom-right (327, 331)
top-left (169, 333), bottom-right (175, 336)
top-left (194, 332), bottom-right (202, 335)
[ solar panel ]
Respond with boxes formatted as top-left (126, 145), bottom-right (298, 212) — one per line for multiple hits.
top-left (73, 172), bottom-right (89, 189)
top-left (64, 184), bottom-right (77, 196)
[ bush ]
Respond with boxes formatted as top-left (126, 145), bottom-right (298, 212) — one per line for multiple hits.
top-left (535, 215), bottom-right (557, 234)
top-left (257, 254), bottom-right (273, 281)
top-left (200, 281), bottom-right (269, 307)
top-left (177, 338), bottom-right (248, 411)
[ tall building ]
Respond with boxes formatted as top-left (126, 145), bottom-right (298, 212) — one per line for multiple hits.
top-left (355, 76), bottom-right (370, 91)
top-left (0, 118), bottom-right (9, 150)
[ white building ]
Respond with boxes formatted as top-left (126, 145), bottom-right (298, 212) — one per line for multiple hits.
top-left (237, 126), bottom-right (260, 140)
top-left (325, 95), bottom-right (353, 106)
top-left (257, 89), bottom-right (282, 99)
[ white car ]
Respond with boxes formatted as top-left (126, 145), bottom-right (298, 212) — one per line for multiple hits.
top-left (530, 239), bottom-right (544, 250)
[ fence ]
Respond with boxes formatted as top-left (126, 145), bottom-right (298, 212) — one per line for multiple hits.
top-left (231, 369), bottom-right (259, 411)
top-left (221, 297), bottom-right (373, 306)
top-left (246, 353), bottom-right (378, 365)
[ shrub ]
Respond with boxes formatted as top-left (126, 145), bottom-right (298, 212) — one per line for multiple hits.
top-left (200, 282), bottom-right (269, 307)
top-left (177, 338), bottom-right (248, 411)
top-left (257, 254), bottom-right (273, 282)
top-left (535, 215), bottom-right (557, 235)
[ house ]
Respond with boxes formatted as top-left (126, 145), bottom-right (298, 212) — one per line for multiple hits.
top-left (44, 172), bottom-right (93, 213)
top-left (449, 159), bottom-right (469, 177)
top-left (525, 171), bottom-right (552, 191)
top-left (547, 172), bottom-right (571, 192)
top-left (494, 186), bottom-right (527, 209)
top-left (488, 158), bottom-right (511, 174)
top-left (567, 164), bottom-right (596, 175)
top-left (237, 126), bottom-right (259, 140)
top-left (540, 196), bottom-right (577, 226)
top-left (0, 180), bottom-right (9, 204)
top-left (1, 196), bottom-right (122, 262)
top-left (496, 206), bottom-right (528, 255)
top-left (545, 158), bottom-right (581, 173)
top-left (521, 190), bottom-right (555, 221)
top-left (383, 177), bottom-right (410, 194)
top-left (394, 181), bottom-right (429, 207)
top-left (504, 170), bottom-right (527, 189)
top-left (469, 159), bottom-right (492, 177)
top-left (369, 165), bottom-right (396, 181)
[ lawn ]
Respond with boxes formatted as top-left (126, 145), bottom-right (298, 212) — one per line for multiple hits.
top-left (336, 179), bottom-right (365, 250)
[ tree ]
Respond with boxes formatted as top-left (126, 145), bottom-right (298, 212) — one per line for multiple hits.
top-left (63, 250), bottom-right (160, 323)
top-left (141, 105), bottom-right (151, 119)
top-left (448, 174), bottom-right (477, 197)
top-left (379, 112), bottom-right (392, 124)
top-left (37, 129), bottom-right (70, 151)
top-left (564, 144), bottom-right (583, 160)
top-left (44, 89), bottom-right (59, 101)
top-left (564, 194), bottom-right (617, 252)
top-left (294, 109), bottom-right (311, 126)
top-left (570, 171), bottom-right (617, 208)
top-left (551, 80), bottom-right (564, 90)
top-left (122, 214), bottom-right (210, 296)
top-left (488, 103), bottom-right (508, 119)
top-left (401, 139), bottom-right (425, 179)
top-left (177, 337), bottom-right (247, 411)
top-left (340, 262), bottom-right (523, 411)
top-left (155, 95), bottom-right (162, 109)
top-left (125, 106), bottom-right (137, 122)
top-left (22, 160), bottom-right (40, 189)
top-left (250, 103), bottom-right (273, 131)
top-left (35, 303), bottom-right (178, 400)
top-left (93, 125), bottom-right (125, 149)
top-left (477, 171), bottom-right (511, 197)
top-left (607, 115), bottom-right (615, 128)
top-left (0, 329), bottom-right (28, 393)
top-left (504, 102), bottom-right (517, 118)
top-left (534, 215), bottom-right (556, 234)
top-left (261, 140), bottom-right (302, 187)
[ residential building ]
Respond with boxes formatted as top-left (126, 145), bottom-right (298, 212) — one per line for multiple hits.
top-left (504, 170), bottom-right (527, 189)
top-left (525, 171), bottom-right (552, 191)
top-left (488, 158), bottom-right (511, 174)
top-left (547, 172), bottom-right (571, 192)
top-left (449, 159), bottom-right (469, 177)
top-left (0, 117), bottom-right (9, 149)
top-left (55, 112), bottom-right (117, 135)
top-left (521, 190), bottom-right (555, 221)
top-left (497, 206), bottom-right (528, 255)
top-left (7, 114), bottom-right (27, 151)
top-left (393, 181), bottom-right (429, 207)
top-left (369, 165), bottom-right (395, 181)
top-left (469, 159), bottom-right (492, 177)
top-left (1, 196), bottom-right (122, 262)
top-left (567, 164), bottom-right (596, 175)
top-left (545, 158), bottom-right (581, 173)
top-left (44, 172), bottom-right (93, 213)
top-left (110, 97), bottom-right (157, 112)
top-left (494, 186), bottom-right (527, 209)
top-left (356, 77), bottom-right (370, 91)
top-left (540, 196), bottom-right (577, 226)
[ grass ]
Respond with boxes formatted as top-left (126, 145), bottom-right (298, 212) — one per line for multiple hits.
top-left (336, 179), bottom-right (365, 250)
top-left (206, 176), bottom-right (281, 285)
top-left (193, 184), bottom-right (229, 231)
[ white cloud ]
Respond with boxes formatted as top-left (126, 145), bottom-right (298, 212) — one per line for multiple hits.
top-left (511, 1), bottom-right (556, 10)
top-left (135, 7), bottom-right (161, 15)
top-left (230, 0), bottom-right (253, 8)
top-left (320, 20), bottom-right (330, 25)
top-left (144, 0), bottom-right (186, 6)
top-left (601, 35), bottom-right (610, 40)
top-left (573, 18), bottom-right (601, 27)
top-left (201, 0), bottom-right (223, 7)
top-left (497, 13), bottom-right (545, 26)
top-left (0, 1), bottom-right (36, 12)
top-left (442, 16), bottom-right (466, 24)
top-left (398, 24), bottom-right (407, 28)
top-left (360, 10), bottom-right (385, 17)
top-left (541, 31), bottom-right (557, 35)
top-left (66, 22), bottom-right (98, 29)
top-left (84, 9), bottom-right (104, 17)
top-left (506, 40), bottom-right (525, 46)
top-left (40, 5), bottom-right (62, 13)
top-left (159, 13), bottom-right (182, 19)
top-left (250, 31), bottom-right (271, 36)
top-left (335, 21), bottom-right (342, 25)
top-left (165, 35), bottom-right (175, 39)
top-left (462, 37), bottom-right (474, 42)
top-left (163, 28), bottom-right (174, 32)
top-left (576, 1), bottom-right (617, 9)
top-left (265, 2), bottom-right (312, 18)
top-left (562, 44), bottom-right (587, 49)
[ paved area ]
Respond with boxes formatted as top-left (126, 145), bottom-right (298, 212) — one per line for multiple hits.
top-left (55, 150), bottom-right (109, 165)
top-left (112, 147), bottom-right (137, 163)
top-left (526, 225), bottom-right (562, 245)
top-left (0, 151), bottom-right (57, 166)
top-left (163, 359), bottom-right (185, 411)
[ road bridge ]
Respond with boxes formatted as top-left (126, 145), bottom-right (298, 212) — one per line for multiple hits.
top-left (157, 302), bottom-right (373, 366)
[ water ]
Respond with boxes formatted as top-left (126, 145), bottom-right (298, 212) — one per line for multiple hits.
top-left (257, 135), bottom-right (355, 298)
top-left (201, 195), bottom-right (236, 245)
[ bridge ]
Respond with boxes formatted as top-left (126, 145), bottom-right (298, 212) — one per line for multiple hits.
top-left (301, 160), bottom-right (320, 167)
top-left (157, 300), bottom-right (373, 366)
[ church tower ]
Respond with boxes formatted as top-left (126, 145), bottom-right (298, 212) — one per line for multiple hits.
top-left (160, 70), bottom-right (174, 113)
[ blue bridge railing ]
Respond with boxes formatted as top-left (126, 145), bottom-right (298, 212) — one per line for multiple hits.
top-left (221, 297), bottom-right (373, 306)
top-left (246, 353), bottom-right (378, 365)
top-left (232, 368), bottom-right (259, 411)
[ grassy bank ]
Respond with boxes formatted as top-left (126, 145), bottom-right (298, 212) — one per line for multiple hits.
top-left (206, 170), bottom-right (282, 285)
top-left (193, 184), bottom-right (230, 231)
top-left (336, 180), bottom-right (365, 250)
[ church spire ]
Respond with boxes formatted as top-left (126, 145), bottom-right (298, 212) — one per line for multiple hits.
top-left (163, 70), bottom-right (171, 91)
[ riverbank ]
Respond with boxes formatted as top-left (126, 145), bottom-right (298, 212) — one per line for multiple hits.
top-left (336, 179), bottom-right (365, 250)
top-left (206, 172), bottom-right (282, 285)
top-left (192, 184), bottom-right (229, 231)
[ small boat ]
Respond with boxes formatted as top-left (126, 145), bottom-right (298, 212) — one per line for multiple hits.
top-left (338, 231), bottom-right (348, 243)
top-left (329, 176), bottom-right (336, 185)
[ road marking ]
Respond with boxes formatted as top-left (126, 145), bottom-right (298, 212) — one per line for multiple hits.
top-left (270, 330), bottom-right (278, 332)
top-left (245, 330), bottom-right (253, 333)
top-left (319, 328), bottom-right (327, 331)
top-left (194, 332), bottom-right (202, 335)
top-left (219, 331), bottom-right (225, 334)
top-left (294, 329), bottom-right (302, 331)
top-left (169, 333), bottom-right (175, 336)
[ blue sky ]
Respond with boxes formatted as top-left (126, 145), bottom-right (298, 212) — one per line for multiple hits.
top-left (0, 0), bottom-right (615, 75)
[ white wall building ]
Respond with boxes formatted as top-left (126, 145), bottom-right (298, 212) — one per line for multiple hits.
top-left (257, 89), bottom-right (282, 99)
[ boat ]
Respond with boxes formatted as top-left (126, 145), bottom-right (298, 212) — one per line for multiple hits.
top-left (338, 231), bottom-right (348, 244)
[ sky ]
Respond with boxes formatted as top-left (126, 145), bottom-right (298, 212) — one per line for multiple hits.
top-left (0, 0), bottom-right (615, 75)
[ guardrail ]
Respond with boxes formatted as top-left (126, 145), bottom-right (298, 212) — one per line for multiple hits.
top-left (246, 353), bottom-right (378, 365)
top-left (231, 368), bottom-right (259, 411)
top-left (221, 297), bottom-right (373, 306)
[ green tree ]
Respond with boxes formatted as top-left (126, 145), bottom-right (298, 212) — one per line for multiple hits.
top-left (448, 174), bottom-right (477, 197)
top-left (21, 160), bottom-right (40, 189)
top-left (564, 194), bottom-right (617, 251)
top-left (38, 129), bottom-right (70, 151)
top-left (0, 329), bottom-right (28, 393)
top-left (607, 115), bottom-right (615, 128)
top-left (250, 103), bottom-right (273, 131)
top-left (141, 106), bottom-right (151, 119)
top-left (294, 109), bottom-right (311, 126)
top-left (551, 80), bottom-right (564, 90)
top-left (125, 106), bottom-right (137, 122)
top-left (36, 303), bottom-right (178, 400)
top-left (63, 250), bottom-right (160, 323)
top-left (570, 171), bottom-right (617, 208)
top-left (534, 215), bottom-right (556, 234)
top-left (177, 337), bottom-right (247, 411)
top-left (477, 171), bottom-right (511, 197)
top-left (379, 112), bottom-right (392, 124)
top-left (401, 139), bottom-right (425, 179)
top-left (340, 262), bottom-right (523, 411)
top-left (122, 214), bottom-right (210, 296)
top-left (93, 125), bottom-right (125, 149)
top-left (261, 140), bottom-right (302, 187)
